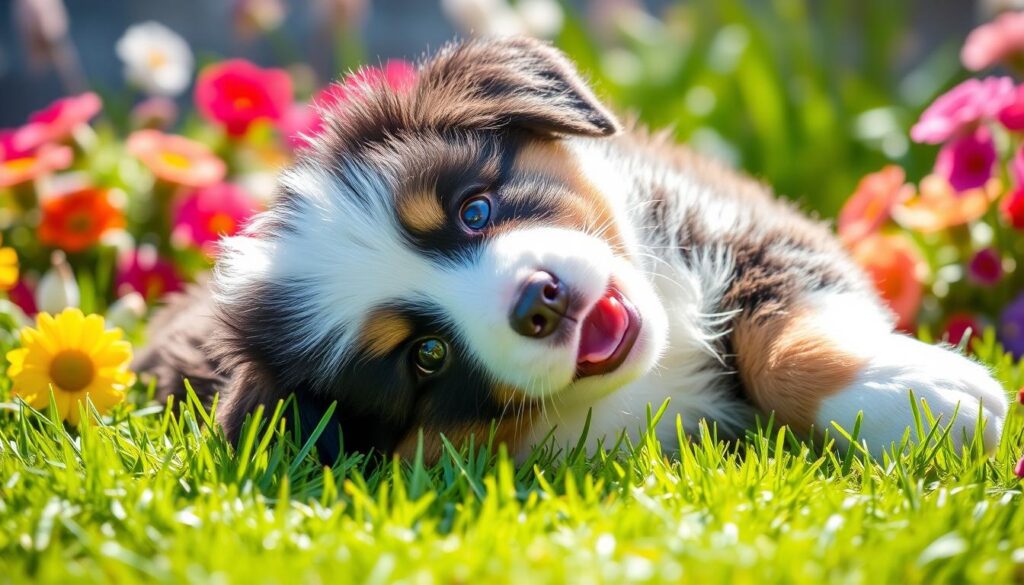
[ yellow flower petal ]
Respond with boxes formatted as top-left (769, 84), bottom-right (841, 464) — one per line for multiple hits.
top-left (7, 308), bottom-right (133, 425)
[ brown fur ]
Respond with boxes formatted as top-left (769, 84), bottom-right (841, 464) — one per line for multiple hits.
top-left (733, 308), bottom-right (866, 433)
top-left (510, 140), bottom-right (627, 254)
top-left (357, 308), bottom-right (414, 358)
top-left (396, 189), bottom-right (447, 234)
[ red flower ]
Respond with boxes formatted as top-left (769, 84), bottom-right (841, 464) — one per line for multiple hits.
top-left (943, 313), bottom-right (984, 348)
top-left (13, 92), bottom-right (102, 151)
top-left (837, 166), bottom-right (913, 245)
top-left (115, 247), bottom-right (183, 301)
top-left (195, 59), bottom-right (293, 136)
top-left (1000, 187), bottom-right (1024, 229)
top-left (317, 60), bottom-right (417, 109)
top-left (38, 188), bottom-right (126, 253)
top-left (851, 234), bottom-right (926, 332)
top-left (173, 183), bottom-right (258, 254)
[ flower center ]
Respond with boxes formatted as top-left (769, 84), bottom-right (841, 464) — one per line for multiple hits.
top-left (233, 96), bottom-right (254, 110)
top-left (49, 349), bottom-right (95, 392)
top-left (207, 212), bottom-right (236, 235)
top-left (146, 50), bottom-right (168, 69)
top-left (67, 212), bottom-right (94, 234)
top-left (159, 151), bottom-right (192, 170)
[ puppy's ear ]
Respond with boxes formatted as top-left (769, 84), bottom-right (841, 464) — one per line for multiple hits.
top-left (418, 37), bottom-right (620, 137)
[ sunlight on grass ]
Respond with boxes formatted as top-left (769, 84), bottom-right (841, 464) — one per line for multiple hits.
top-left (0, 338), bottom-right (1021, 583)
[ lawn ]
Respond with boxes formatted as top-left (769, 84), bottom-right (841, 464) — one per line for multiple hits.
top-left (0, 331), bottom-right (1022, 584)
top-left (3, 0), bottom-right (1024, 583)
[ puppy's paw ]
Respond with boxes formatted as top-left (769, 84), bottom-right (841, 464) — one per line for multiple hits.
top-left (816, 334), bottom-right (1008, 456)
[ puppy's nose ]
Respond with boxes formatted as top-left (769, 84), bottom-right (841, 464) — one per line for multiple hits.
top-left (510, 271), bottom-right (569, 338)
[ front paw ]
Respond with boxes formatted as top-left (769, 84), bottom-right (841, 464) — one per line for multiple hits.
top-left (816, 334), bottom-right (1008, 456)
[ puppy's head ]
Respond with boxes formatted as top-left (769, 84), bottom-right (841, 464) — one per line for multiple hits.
top-left (214, 38), bottom-right (668, 459)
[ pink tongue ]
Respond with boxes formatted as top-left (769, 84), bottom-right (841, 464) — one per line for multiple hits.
top-left (578, 294), bottom-right (630, 364)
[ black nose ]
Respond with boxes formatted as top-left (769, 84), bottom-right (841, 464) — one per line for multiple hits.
top-left (509, 271), bottom-right (569, 338)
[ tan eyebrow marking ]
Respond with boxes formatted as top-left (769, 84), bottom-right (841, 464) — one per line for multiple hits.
top-left (397, 189), bottom-right (446, 234)
top-left (357, 308), bottom-right (414, 358)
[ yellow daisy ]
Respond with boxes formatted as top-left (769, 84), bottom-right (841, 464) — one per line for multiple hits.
top-left (6, 308), bottom-right (134, 425)
top-left (0, 237), bottom-right (18, 291)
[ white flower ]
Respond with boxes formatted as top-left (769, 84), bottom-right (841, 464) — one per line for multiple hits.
top-left (442, 0), bottom-right (563, 38)
top-left (115, 21), bottom-right (194, 97)
top-left (105, 292), bottom-right (147, 331)
top-left (36, 254), bottom-right (79, 314)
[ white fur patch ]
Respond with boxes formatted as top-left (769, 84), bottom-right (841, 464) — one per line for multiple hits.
top-left (800, 290), bottom-right (1008, 456)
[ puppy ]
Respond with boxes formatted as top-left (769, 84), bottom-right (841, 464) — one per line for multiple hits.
top-left (136, 37), bottom-right (1008, 462)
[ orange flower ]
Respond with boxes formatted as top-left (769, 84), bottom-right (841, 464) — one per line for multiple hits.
top-left (851, 233), bottom-right (926, 332)
top-left (892, 174), bottom-right (1001, 233)
top-left (126, 129), bottom-right (226, 188)
top-left (0, 131), bottom-right (72, 189)
top-left (838, 165), bottom-right (913, 245)
top-left (38, 188), bottom-right (126, 252)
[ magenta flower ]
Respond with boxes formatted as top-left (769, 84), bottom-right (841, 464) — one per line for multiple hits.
top-left (115, 247), bottom-right (183, 302)
top-left (943, 313), bottom-right (984, 348)
top-left (934, 126), bottom-right (997, 192)
top-left (173, 183), bottom-right (258, 254)
top-left (962, 11), bottom-right (1024, 71)
top-left (194, 59), bottom-right (293, 137)
top-left (13, 92), bottom-right (102, 151)
top-left (1016, 455), bottom-right (1024, 479)
top-left (967, 248), bottom-right (1003, 286)
top-left (910, 77), bottom-right (1015, 144)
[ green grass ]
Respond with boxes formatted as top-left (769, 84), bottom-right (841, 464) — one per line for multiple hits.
top-left (0, 333), bottom-right (1022, 584)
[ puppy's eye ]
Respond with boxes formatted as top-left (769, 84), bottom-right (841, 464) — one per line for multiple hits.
top-left (414, 338), bottom-right (448, 374)
top-left (459, 196), bottom-right (491, 230)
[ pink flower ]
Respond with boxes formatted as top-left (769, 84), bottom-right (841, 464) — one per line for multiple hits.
top-left (837, 166), bottom-right (913, 245)
top-left (1016, 454), bottom-right (1024, 479)
top-left (280, 59), bottom-right (417, 148)
top-left (278, 103), bottom-right (323, 150)
top-left (173, 183), bottom-right (258, 253)
top-left (934, 126), bottom-right (997, 192)
top-left (0, 130), bottom-right (72, 189)
top-left (967, 247), bottom-right (1003, 286)
top-left (910, 77), bottom-right (1015, 144)
top-left (115, 247), bottom-right (183, 302)
top-left (194, 59), bottom-right (293, 137)
top-left (12, 92), bottom-right (101, 151)
top-left (962, 11), bottom-right (1024, 71)
top-left (131, 97), bottom-right (179, 130)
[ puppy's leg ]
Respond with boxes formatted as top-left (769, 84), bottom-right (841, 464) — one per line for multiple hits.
top-left (734, 291), bottom-right (1008, 456)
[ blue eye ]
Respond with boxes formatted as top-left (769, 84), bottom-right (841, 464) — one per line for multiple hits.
top-left (460, 196), bottom-right (491, 230)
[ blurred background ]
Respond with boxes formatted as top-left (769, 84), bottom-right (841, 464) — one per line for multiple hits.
top-left (0, 0), bottom-right (1008, 215)
top-left (3, 0), bottom-right (1024, 346)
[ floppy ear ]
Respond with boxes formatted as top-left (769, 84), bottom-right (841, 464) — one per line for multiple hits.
top-left (418, 37), bottom-right (620, 137)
